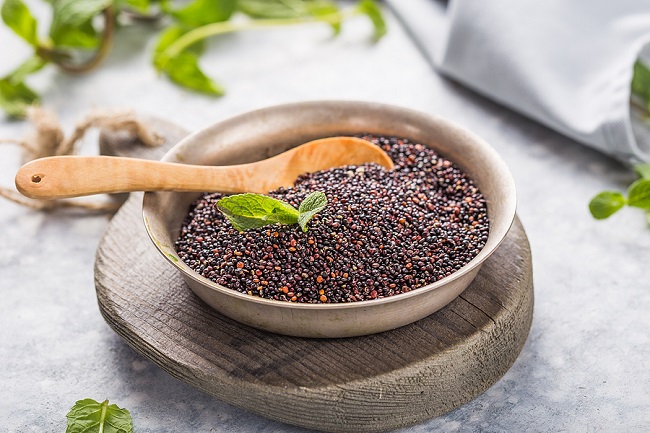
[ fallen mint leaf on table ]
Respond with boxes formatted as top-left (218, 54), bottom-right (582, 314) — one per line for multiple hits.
top-left (120, 0), bottom-right (149, 14)
top-left (1, 0), bottom-right (38, 46)
top-left (627, 179), bottom-right (650, 209)
top-left (151, 0), bottom-right (384, 97)
top-left (357, 0), bottom-right (386, 41)
top-left (589, 191), bottom-right (626, 220)
top-left (163, 0), bottom-right (236, 27)
top-left (589, 164), bottom-right (650, 227)
top-left (216, 192), bottom-right (327, 232)
top-left (590, 65), bottom-right (650, 229)
top-left (634, 163), bottom-right (650, 180)
top-left (153, 25), bottom-right (225, 96)
top-left (0, 0), bottom-right (386, 116)
top-left (0, 76), bottom-right (38, 117)
top-left (66, 398), bottom-right (132, 433)
top-left (0, 55), bottom-right (44, 117)
top-left (238, 0), bottom-right (337, 19)
top-left (49, 0), bottom-right (110, 49)
top-left (306, 1), bottom-right (343, 35)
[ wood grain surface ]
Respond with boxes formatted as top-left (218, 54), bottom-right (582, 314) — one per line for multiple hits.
top-left (95, 119), bottom-right (534, 433)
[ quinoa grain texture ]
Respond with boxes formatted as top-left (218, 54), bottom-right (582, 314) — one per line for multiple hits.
top-left (175, 135), bottom-right (489, 303)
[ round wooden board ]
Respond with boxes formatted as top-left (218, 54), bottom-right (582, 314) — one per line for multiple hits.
top-left (95, 119), bottom-right (534, 433)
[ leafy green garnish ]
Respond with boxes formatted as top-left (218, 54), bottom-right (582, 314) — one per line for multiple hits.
top-left (589, 165), bottom-right (650, 225)
top-left (120, 0), bottom-right (149, 14)
top-left (66, 398), bottom-right (132, 433)
top-left (238, 0), bottom-right (333, 19)
top-left (306, 1), bottom-right (342, 34)
top-left (216, 191), bottom-right (327, 232)
top-left (49, 0), bottom-right (111, 49)
top-left (632, 61), bottom-right (650, 111)
top-left (628, 179), bottom-right (650, 209)
top-left (589, 191), bottom-right (626, 220)
top-left (634, 163), bottom-right (650, 180)
top-left (588, 61), bottom-right (650, 230)
top-left (153, 24), bottom-right (224, 96)
top-left (1, 0), bottom-right (37, 46)
top-left (163, 0), bottom-right (236, 27)
top-left (0, 56), bottom-right (43, 117)
top-left (297, 191), bottom-right (327, 231)
top-left (152, 0), bottom-right (384, 95)
top-left (216, 193), bottom-right (300, 232)
top-left (357, 0), bottom-right (386, 41)
top-left (0, 0), bottom-right (386, 116)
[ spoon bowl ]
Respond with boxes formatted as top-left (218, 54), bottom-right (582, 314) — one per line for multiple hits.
top-left (14, 136), bottom-right (394, 200)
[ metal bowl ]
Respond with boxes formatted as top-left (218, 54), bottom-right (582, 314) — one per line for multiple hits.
top-left (142, 101), bottom-right (516, 338)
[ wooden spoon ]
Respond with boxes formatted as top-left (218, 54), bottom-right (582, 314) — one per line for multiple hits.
top-left (15, 136), bottom-right (394, 200)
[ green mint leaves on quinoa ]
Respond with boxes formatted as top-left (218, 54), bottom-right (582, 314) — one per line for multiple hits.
top-left (297, 190), bottom-right (328, 231)
top-left (66, 398), bottom-right (132, 433)
top-left (216, 191), bottom-right (327, 232)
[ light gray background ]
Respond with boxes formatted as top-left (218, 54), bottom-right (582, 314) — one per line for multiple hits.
top-left (1, 3), bottom-right (649, 432)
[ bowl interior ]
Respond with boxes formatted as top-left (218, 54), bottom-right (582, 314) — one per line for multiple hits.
top-left (143, 101), bottom-right (516, 309)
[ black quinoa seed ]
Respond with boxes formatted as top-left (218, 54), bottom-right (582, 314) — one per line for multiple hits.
top-left (175, 135), bottom-right (489, 303)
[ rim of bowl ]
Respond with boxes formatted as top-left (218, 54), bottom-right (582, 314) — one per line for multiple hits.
top-left (142, 100), bottom-right (517, 311)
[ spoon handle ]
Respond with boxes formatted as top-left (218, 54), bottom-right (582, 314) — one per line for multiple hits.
top-left (14, 155), bottom-right (259, 199)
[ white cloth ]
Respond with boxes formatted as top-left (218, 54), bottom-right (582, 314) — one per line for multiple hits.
top-left (387, 0), bottom-right (650, 164)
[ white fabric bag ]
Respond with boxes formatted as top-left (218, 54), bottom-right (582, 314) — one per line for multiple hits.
top-left (387, 0), bottom-right (650, 163)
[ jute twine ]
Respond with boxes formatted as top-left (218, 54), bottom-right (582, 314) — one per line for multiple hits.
top-left (1, 107), bottom-right (163, 213)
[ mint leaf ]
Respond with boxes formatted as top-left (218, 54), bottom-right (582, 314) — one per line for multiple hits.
top-left (307, 1), bottom-right (342, 35)
top-left (66, 398), bottom-right (132, 433)
top-left (49, 0), bottom-right (111, 48)
top-left (635, 163), bottom-right (650, 180)
top-left (52, 20), bottom-right (100, 49)
top-left (216, 193), bottom-right (300, 232)
top-left (8, 55), bottom-right (45, 83)
top-left (0, 55), bottom-right (45, 117)
top-left (165, 0), bottom-right (236, 27)
top-left (589, 191), bottom-right (626, 220)
top-left (357, 0), bottom-right (386, 41)
top-left (164, 51), bottom-right (224, 95)
top-left (153, 25), bottom-right (223, 95)
top-left (154, 25), bottom-right (199, 63)
top-left (0, 76), bottom-right (39, 118)
top-left (628, 179), bottom-right (650, 209)
top-left (236, 0), bottom-right (343, 33)
top-left (216, 192), bottom-right (329, 232)
top-left (632, 61), bottom-right (650, 107)
top-left (237, 0), bottom-right (308, 18)
top-left (298, 191), bottom-right (327, 232)
top-left (1, 0), bottom-right (38, 45)
top-left (121, 0), bottom-right (149, 13)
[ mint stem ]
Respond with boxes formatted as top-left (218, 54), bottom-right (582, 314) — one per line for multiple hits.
top-left (50, 7), bottom-right (115, 74)
top-left (158, 8), bottom-right (358, 69)
top-left (98, 399), bottom-right (108, 433)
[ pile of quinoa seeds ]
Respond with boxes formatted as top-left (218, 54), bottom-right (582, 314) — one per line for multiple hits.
top-left (175, 135), bottom-right (489, 304)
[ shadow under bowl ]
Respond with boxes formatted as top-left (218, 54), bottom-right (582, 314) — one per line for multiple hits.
top-left (142, 101), bottom-right (516, 338)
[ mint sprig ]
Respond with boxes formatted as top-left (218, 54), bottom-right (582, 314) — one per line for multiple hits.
top-left (0, 0), bottom-right (386, 117)
top-left (216, 191), bottom-right (327, 232)
top-left (589, 163), bottom-right (650, 225)
top-left (66, 398), bottom-right (133, 433)
top-left (590, 60), bottom-right (650, 229)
